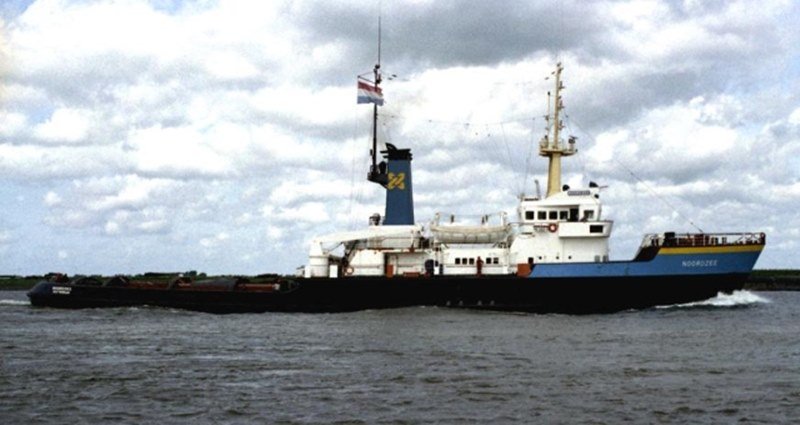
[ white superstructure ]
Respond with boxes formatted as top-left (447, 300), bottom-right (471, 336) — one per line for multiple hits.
top-left (300, 64), bottom-right (612, 278)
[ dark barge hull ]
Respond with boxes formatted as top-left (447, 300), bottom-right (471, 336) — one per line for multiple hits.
top-left (27, 273), bottom-right (749, 314)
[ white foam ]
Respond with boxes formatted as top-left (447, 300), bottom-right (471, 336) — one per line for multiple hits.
top-left (658, 290), bottom-right (770, 309)
top-left (0, 299), bottom-right (31, 306)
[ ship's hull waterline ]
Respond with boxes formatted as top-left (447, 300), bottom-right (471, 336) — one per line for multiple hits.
top-left (27, 273), bottom-right (749, 314)
top-left (29, 242), bottom-right (762, 315)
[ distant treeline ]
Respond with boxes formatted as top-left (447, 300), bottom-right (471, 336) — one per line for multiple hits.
top-left (745, 269), bottom-right (800, 291)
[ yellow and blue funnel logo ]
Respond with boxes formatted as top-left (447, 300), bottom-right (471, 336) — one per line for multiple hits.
top-left (387, 172), bottom-right (406, 190)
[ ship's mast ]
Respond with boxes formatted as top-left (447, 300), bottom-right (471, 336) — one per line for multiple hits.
top-left (369, 62), bottom-right (381, 176)
top-left (539, 63), bottom-right (576, 197)
top-left (367, 16), bottom-right (388, 186)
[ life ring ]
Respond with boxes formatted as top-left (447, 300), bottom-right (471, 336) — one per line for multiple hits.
top-left (345, 266), bottom-right (354, 276)
top-left (548, 223), bottom-right (558, 233)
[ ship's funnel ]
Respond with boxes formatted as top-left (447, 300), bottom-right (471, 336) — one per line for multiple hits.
top-left (382, 144), bottom-right (415, 225)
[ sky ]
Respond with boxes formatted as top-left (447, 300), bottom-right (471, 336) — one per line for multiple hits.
top-left (0, 0), bottom-right (798, 276)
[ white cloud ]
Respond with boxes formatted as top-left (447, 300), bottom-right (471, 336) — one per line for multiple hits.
top-left (788, 107), bottom-right (800, 125)
top-left (263, 201), bottom-right (331, 225)
top-left (585, 95), bottom-right (747, 183)
top-left (200, 231), bottom-right (230, 249)
top-left (267, 179), bottom-right (353, 207)
top-left (126, 125), bottom-right (238, 178)
top-left (104, 220), bottom-right (120, 235)
top-left (0, 143), bottom-right (130, 180)
top-left (0, 111), bottom-right (28, 138)
top-left (33, 108), bottom-right (92, 144)
top-left (0, 229), bottom-right (11, 247)
top-left (0, 0), bottom-right (797, 274)
top-left (43, 191), bottom-right (61, 206)
top-left (202, 52), bottom-right (259, 81)
top-left (266, 225), bottom-right (284, 241)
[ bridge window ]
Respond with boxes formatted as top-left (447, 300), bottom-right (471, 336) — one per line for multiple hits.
top-left (590, 225), bottom-right (604, 234)
top-left (525, 211), bottom-right (534, 220)
top-left (537, 211), bottom-right (546, 220)
top-left (549, 211), bottom-right (558, 220)
top-left (455, 258), bottom-right (461, 265)
top-left (559, 211), bottom-right (568, 220)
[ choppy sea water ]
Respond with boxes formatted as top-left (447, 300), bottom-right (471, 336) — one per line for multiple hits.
top-left (1, 290), bottom-right (798, 424)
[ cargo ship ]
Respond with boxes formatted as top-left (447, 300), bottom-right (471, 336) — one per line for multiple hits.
top-left (28, 63), bottom-right (765, 314)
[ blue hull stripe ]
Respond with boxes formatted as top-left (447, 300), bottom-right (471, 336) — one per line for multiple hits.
top-left (529, 251), bottom-right (762, 278)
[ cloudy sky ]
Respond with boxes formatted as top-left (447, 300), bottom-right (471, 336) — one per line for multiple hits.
top-left (1, 0), bottom-right (798, 276)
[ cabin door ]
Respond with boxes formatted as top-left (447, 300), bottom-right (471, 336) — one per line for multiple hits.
top-left (384, 254), bottom-right (397, 277)
top-left (569, 208), bottom-right (579, 222)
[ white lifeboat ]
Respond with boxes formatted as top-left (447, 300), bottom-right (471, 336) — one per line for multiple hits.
top-left (430, 224), bottom-right (510, 244)
top-left (430, 212), bottom-right (510, 244)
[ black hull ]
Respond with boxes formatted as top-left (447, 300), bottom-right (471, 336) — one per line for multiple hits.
top-left (27, 274), bottom-right (749, 314)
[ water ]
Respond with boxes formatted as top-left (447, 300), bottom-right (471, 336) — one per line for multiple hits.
top-left (1, 290), bottom-right (798, 424)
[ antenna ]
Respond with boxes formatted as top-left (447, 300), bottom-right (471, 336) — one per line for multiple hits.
top-left (377, 15), bottom-right (381, 66)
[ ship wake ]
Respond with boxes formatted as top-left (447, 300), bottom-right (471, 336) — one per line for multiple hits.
top-left (657, 290), bottom-right (770, 310)
top-left (0, 299), bottom-right (31, 306)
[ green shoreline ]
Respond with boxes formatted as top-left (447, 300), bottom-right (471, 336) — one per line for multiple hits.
top-left (2, 270), bottom-right (799, 291)
top-left (743, 270), bottom-right (800, 291)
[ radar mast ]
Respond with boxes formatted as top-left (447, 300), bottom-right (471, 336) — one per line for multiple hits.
top-left (539, 63), bottom-right (576, 197)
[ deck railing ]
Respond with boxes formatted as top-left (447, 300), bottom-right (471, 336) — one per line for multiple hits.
top-left (641, 232), bottom-right (766, 249)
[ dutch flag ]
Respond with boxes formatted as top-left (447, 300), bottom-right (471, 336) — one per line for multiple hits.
top-left (357, 79), bottom-right (384, 106)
